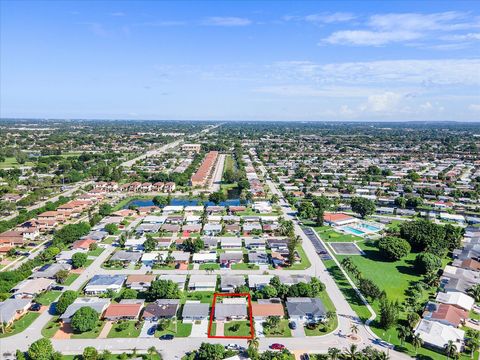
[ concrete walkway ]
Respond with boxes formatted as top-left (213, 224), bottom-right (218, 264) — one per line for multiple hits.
top-left (98, 321), bottom-right (113, 339)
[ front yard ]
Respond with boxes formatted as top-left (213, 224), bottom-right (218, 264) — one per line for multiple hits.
top-left (35, 290), bottom-right (62, 305)
top-left (107, 320), bottom-right (142, 338)
top-left (0, 312), bottom-right (40, 338)
top-left (155, 320), bottom-right (192, 337)
top-left (224, 320), bottom-right (252, 337)
top-left (263, 319), bottom-right (292, 337)
top-left (71, 320), bottom-right (106, 339)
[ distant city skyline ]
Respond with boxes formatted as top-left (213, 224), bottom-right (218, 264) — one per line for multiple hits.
top-left (1, 0), bottom-right (479, 121)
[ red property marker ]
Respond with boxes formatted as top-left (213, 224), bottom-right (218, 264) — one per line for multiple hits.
top-left (207, 292), bottom-right (254, 339)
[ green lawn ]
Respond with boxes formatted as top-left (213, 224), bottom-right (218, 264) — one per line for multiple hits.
top-left (155, 321), bottom-right (192, 337)
top-left (36, 290), bottom-right (62, 305)
top-left (199, 263), bottom-right (220, 270)
top-left (209, 322), bottom-right (217, 336)
top-left (314, 226), bottom-right (362, 243)
top-left (0, 312), bottom-right (40, 338)
top-left (71, 321), bottom-right (106, 339)
top-left (41, 316), bottom-right (61, 338)
top-left (63, 273), bottom-right (80, 286)
top-left (107, 320), bottom-right (142, 338)
top-left (87, 247), bottom-right (104, 256)
top-left (263, 319), bottom-right (292, 337)
top-left (287, 245), bottom-right (311, 270)
top-left (103, 236), bottom-right (115, 244)
top-left (224, 320), bottom-right (252, 337)
top-left (231, 263), bottom-right (259, 270)
top-left (0, 157), bottom-right (35, 169)
top-left (182, 291), bottom-right (214, 304)
top-left (322, 259), bottom-right (372, 322)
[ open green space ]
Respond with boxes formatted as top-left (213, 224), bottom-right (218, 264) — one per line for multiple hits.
top-left (41, 316), bottom-right (61, 338)
top-left (0, 312), bottom-right (40, 338)
top-left (182, 291), bottom-right (214, 304)
top-left (0, 157), bottom-right (35, 169)
top-left (35, 290), bottom-right (62, 305)
top-left (287, 245), bottom-right (311, 270)
top-left (314, 226), bottom-right (363, 242)
top-left (63, 273), bottom-right (80, 286)
top-left (155, 320), bottom-right (192, 337)
top-left (199, 263), bottom-right (220, 270)
top-left (71, 320), bottom-right (106, 339)
top-left (87, 247), bottom-right (104, 256)
top-left (224, 320), bottom-right (252, 337)
top-left (107, 320), bottom-right (142, 338)
top-left (263, 319), bottom-right (292, 337)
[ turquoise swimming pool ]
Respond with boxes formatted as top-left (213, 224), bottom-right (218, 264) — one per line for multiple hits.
top-left (341, 226), bottom-right (365, 235)
top-left (340, 222), bottom-right (382, 236)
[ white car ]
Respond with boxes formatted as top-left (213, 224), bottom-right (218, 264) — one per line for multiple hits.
top-left (225, 344), bottom-right (240, 350)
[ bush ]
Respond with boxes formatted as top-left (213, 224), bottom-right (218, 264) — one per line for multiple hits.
top-left (378, 236), bottom-right (411, 261)
top-left (72, 252), bottom-right (88, 268)
top-left (414, 252), bottom-right (442, 274)
top-left (27, 338), bottom-right (54, 360)
top-left (56, 290), bottom-right (78, 314)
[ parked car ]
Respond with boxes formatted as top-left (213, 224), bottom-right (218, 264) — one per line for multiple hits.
top-left (30, 303), bottom-right (42, 311)
top-left (225, 344), bottom-right (240, 350)
top-left (51, 286), bottom-right (64, 291)
top-left (147, 325), bottom-right (156, 335)
top-left (270, 343), bottom-right (285, 350)
top-left (159, 334), bottom-right (174, 340)
top-left (301, 354), bottom-right (310, 360)
top-left (289, 321), bottom-right (297, 329)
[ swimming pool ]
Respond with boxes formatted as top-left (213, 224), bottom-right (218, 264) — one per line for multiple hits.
top-left (358, 223), bottom-right (381, 232)
top-left (341, 226), bottom-right (366, 235)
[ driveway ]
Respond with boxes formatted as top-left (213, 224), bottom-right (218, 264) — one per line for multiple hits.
top-left (254, 320), bottom-right (265, 337)
top-left (291, 320), bottom-right (305, 338)
top-left (140, 320), bottom-right (157, 338)
top-left (190, 320), bottom-right (208, 338)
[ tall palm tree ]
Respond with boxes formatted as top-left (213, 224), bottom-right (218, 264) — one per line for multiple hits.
top-left (341, 344), bottom-right (361, 360)
top-left (467, 284), bottom-right (480, 302)
top-left (466, 329), bottom-right (480, 359)
top-left (396, 325), bottom-right (409, 346)
top-left (445, 340), bottom-right (457, 359)
top-left (350, 323), bottom-right (359, 335)
top-left (147, 346), bottom-right (157, 359)
top-left (247, 336), bottom-right (259, 350)
top-left (341, 257), bottom-right (354, 272)
top-left (411, 333), bottom-right (423, 355)
top-left (328, 347), bottom-right (341, 360)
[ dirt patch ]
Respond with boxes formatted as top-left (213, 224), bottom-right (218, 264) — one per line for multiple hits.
top-left (54, 323), bottom-right (73, 339)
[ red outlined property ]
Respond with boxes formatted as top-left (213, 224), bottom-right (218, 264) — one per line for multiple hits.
top-left (207, 292), bottom-right (254, 339)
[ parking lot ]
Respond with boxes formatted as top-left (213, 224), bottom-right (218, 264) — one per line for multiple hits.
top-left (329, 242), bottom-right (364, 255)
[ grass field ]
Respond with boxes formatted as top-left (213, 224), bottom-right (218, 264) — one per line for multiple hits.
top-left (314, 226), bottom-right (363, 243)
top-left (0, 157), bottom-right (35, 169)
top-left (87, 247), bottom-right (104, 256)
top-left (224, 320), bottom-right (252, 337)
top-left (41, 316), bottom-right (61, 338)
top-left (35, 290), bottom-right (62, 305)
top-left (71, 321), bottom-right (106, 339)
top-left (63, 273), bottom-right (80, 286)
top-left (199, 263), bottom-right (220, 270)
top-left (263, 319), bottom-right (292, 337)
top-left (155, 321), bottom-right (192, 337)
top-left (0, 312), bottom-right (40, 338)
top-left (287, 245), bottom-right (312, 270)
top-left (182, 291), bottom-right (214, 304)
top-left (107, 321), bottom-right (142, 338)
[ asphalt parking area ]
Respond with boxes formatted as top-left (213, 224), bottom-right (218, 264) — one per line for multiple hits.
top-left (329, 242), bottom-right (363, 255)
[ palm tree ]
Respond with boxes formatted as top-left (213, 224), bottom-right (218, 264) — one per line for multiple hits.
top-left (341, 344), bottom-right (361, 360)
top-left (465, 329), bottom-right (480, 359)
top-left (327, 347), bottom-right (341, 360)
top-left (247, 336), bottom-right (259, 350)
top-left (341, 257), bottom-right (354, 272)
top-left (411, 333), bottom-right (423, 355)
top-left (350, 323), bottom-right (359, 335)
top-left (468, 284), bottom-right (480, 302)
top-left (396, 325), bottom-right (409, 346)
top-left (445, 340), bottom-right (457, 359)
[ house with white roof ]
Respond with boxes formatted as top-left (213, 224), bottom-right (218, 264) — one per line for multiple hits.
top-left (435, 292), bottom-right (475, 311)
top-left (188, 275), bottom-right (217, 291)
top-left (414, 319), bottom-right (464, 352)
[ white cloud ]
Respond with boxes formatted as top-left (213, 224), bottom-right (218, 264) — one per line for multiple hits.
top-left (469, 104), bottom-right (480, 111)
top-left (323, 30), bottom-right (421, 46)
top-left (285, 12), bottom-right (355, 24)
top-left (441, 32), bottom-right (480, 41)
top-left (202, 17), bottom-right (252, 26)
top-left (363, 91), bottom-right (403, 112)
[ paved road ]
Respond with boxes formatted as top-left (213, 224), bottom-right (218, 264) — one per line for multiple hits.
top-left (209, 154), bottom-right (226, 192)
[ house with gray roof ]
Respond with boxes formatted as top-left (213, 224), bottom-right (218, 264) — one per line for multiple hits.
top-left (220, 275), bottom-right (246, 292)
top-left (0, 298), bottom-right (32, 325)
top-left (31, 263), bottom-right (72, 279)
top-left (219, 252), bottom-right (243, 267)
top-left (110, 250), bottom-right (142, 264)
top-left (248, 252), bottom-right (269, 265)
top-left (60, 297), bottom-right (110, 323)
top-left (84, 275), bottom-right (126, 295)
top-left (215, 303), bottom-right (247, 320)
top-left (286, 297), bottom-right (326, 322)
top-left (182, 302), bottom-right (210, 322)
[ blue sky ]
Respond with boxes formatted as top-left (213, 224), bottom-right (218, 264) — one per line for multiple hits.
top-left (1, 0), bottom-right (479, 121)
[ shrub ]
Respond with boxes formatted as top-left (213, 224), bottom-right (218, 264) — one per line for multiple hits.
top-left (378, 236), bottom-right (411, 261)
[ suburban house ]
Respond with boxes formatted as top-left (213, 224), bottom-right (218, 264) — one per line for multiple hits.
top-left (142, 299), bottom-right (179, 320)
top-left (251, 299), bottom-right (285, 320)
top-left (72, 238), bottom-right (97, 250)
top-left (141, 252), bottom-right (167, 267)
top-left (84, 275), bottom-right (126, 295)
top-left (159, 275), bottom-right (187, 290)
top-left (109, 251), bottom-right (141, 265)
top-left (219, 252), bottom-right (243, 268)
top-left (170, 251), bottom-right (190, 269)
top-left (12, 278), bottom-right (54, 298)
top-left (192, 252), bottom-right (217, 264)
top-left (248, 275), bottom-right (274, 290)
top-left (203, 224), bottom-right (222, 236)
top-left (248, 252), bottom-right (269, 265)
top-left (125, 274), bottom-right (156, 291)
top-left (56, 249), bottom-right (86, 264)
top-left (286, 297), bottom-right (326, 322)
top-left (103, 300), bottom-right (144, 321)
top-left (31, 263), bottom-right (72, 279)
top-left (203, 237), bottom-right (219, 250)
top-left (182, 302), bottom-right (210, 322)
top-left (435, 292), bottom-right (475, 311)
top-left (414, 319), bottom-right (464, 352)
top-left (215, 302), bottom-right (247, 321)
top-left (245, 238), bottom-right (266, 250)
top-left (188, 275), bottom-right (217, 291)
top-left (422, 302), bottom-right (468, 327)
top-left (60, 297), bottom-right (110, 323)
top-left (220, 238), bottom-right (242, 249)
top-left (0, 298), bottom-right (32, 326)
top-left (220, 275), bottom-right (246, 293)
